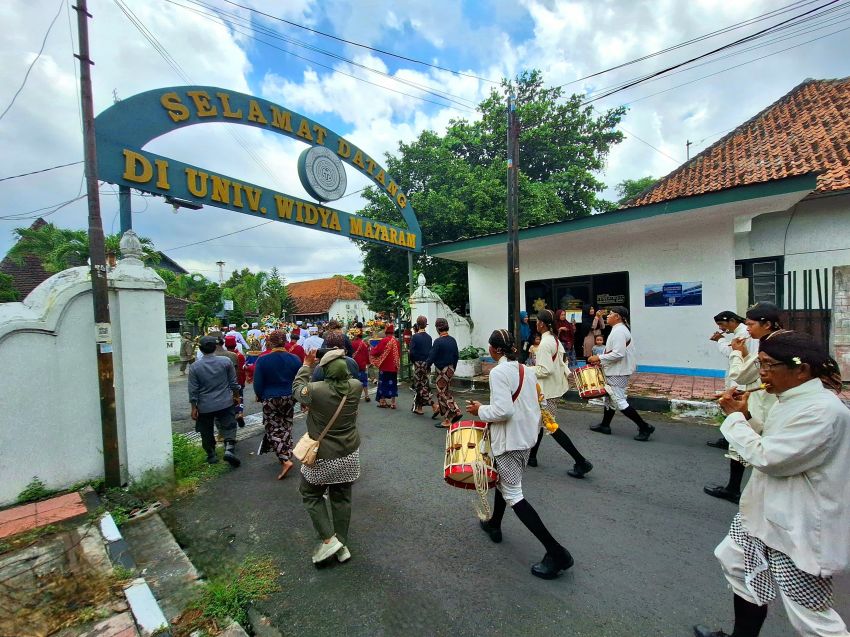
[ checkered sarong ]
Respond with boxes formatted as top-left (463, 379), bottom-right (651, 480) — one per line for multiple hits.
top-left (729, 513), bottom-right (833, 610)
top-left (494, 449), bottom-right (530, 486)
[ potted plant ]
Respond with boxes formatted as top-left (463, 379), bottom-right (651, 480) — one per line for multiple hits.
top-left (455, 346), bottom-right (485, 378)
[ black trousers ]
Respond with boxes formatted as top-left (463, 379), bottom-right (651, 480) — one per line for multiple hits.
top-left (196, 405), bottom-right (237, 452)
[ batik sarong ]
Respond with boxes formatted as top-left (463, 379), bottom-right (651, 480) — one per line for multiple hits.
top-left (435, 365), bottom-right (461, 419)
top-left (376, 371), bottom-right (398, 399)
top-left (259, 395), bottom-right (295, 462)
top-left (412, 361), bottom-right (432, 409)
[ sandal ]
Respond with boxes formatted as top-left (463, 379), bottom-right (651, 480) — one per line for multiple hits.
top-left (390, 403), bottom-right (397, 409)
top-left (364, 396), bottom-right (371, 402)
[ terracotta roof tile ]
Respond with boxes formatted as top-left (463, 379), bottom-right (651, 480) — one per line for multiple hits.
top-left (0, 253), bottom-right (52, 299)
top-left (623, 77), bottom-right (850, 208)
top-left (164, 295), bottom-right (190, 319)
top-left (287, 277), bottom-right (363, 315)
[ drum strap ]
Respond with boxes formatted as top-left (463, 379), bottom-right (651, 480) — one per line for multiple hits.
top-left (512, 364), bottom-right (525, 402)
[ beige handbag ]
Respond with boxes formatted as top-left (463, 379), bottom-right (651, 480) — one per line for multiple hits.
top-left (293, 394), bottom-right (347, 466)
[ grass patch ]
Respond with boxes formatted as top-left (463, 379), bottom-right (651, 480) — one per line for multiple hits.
top-left (0, 524), bottom-right (61, 555)
top-left (16, 477), bottom-right (55, 504)
top-left (172, 434), bottom-right (229, 492)
top-left (192, 556), bottom-right (280, 626)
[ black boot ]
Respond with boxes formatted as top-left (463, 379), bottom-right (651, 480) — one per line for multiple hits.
top-left (621, 406), bottom-right (655, 441)
top-left (589, 408), bottom-right (615, 435)
top-left (480, 491), bottom-right (506, 543)
top-left (223, 440), bottom-right (241, 467)
top-left (707, 437), bottom-right (729, 450)
top-left (692, 627), bottom-right (730, 637)
top-left (202, 441), bottom-right (218, 464)
top-left (694, 595), bottom-right (767, 637)
top-left (512, 499), bottom-right (573, 579)
top-left (527, 428), bottom-right (544, 467)
top-left (567, 460), bottom-right (593, 479)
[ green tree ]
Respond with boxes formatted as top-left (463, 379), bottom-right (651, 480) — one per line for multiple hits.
top-left (0, 273), bottom-right (20, 302)
top-left (259, 267), bottom-right (295, 319)
top-left (185, 281), bottom-right (222, 331)
top-left (356, 70), bottom-right (625, 312)
top-left (616, 176), bottom-right (657, 205)
top-left (8, 222), bottom-right (159, 271)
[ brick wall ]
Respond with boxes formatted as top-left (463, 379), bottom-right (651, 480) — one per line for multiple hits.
top-left (832, 266), bottom-right (850, 380)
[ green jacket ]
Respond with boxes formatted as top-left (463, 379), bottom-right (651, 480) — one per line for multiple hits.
top-left (292, 365), bottom-right (361, 461)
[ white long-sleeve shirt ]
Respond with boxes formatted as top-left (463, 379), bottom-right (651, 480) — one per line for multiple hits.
top-left (530, 331), bottom-right (569, 399)
top-left (477, 357), bottom-right (541, 456)
top-left (721, 378), bottom-right (850, 576)
top-left (598, 322), bottom-right (636, 376)
top-left (717, 322), bottom-right (750, 358)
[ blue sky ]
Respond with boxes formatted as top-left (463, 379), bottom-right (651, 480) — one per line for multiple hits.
top-left (1, 0), bottom-right (848, 283)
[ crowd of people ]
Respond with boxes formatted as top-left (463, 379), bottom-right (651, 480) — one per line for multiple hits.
top-left (183, 305), bottom-right (850, 636)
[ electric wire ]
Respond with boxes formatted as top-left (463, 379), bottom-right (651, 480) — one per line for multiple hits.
top-left (216, 0), bottom-right (498, 83)
top-left (556, 0), bottom-right (820, 88)
top-left (162, 0), bottom-right (475, 112)
top-left (619, 127), bottom-right (681, 164)
top-left (172, 0), bottom-right (478, 108)
top-left (0, 0), bottom-right (65, 122)
top-left (582, 0), bottom-right (841, 105)
top-left (0, 161), bottom-right (84, 183)
top-left (162, 220), bottom-right (275, 251)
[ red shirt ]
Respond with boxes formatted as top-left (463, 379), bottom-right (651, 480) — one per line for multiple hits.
top-left (227, 349), bottom-right (246, 385)
top-left (351, 337), bottom-right (369, 371)
top-left (284, 342), bottom-right (306, 363)
top-left (371, 336), bottom-right (399, 372)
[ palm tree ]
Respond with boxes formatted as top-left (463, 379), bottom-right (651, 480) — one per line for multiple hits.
top-left (8, 221), bottom-right (160, 272)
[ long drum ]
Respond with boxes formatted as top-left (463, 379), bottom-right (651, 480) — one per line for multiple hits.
top-left (444, 420), bottom-right (498, 490)
top-left (573, 365), bottom-right (608, 399)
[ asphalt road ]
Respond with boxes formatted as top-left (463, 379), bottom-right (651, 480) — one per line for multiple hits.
top-left (164, 375), bottom-right (850, 636)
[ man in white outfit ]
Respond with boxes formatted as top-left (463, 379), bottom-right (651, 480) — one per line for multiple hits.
top-left (694, 331), bottom-right (850, 637)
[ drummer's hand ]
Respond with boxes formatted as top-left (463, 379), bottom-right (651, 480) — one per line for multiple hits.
top-left (587, 355), bottom-right (600, 365)
top-left (467, 400), bottom-right (481, 416)
top-left (709, 331), bottom-right (724, 342)
top-left (718, 388), bottom-right (749, 416)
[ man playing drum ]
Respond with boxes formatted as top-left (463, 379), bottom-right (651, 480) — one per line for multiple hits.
top-left (468, 329), bottom-right (574, 580)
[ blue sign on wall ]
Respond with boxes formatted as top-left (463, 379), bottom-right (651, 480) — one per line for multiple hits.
top-left (94, 86), bottom-right (422, 252)
top-left (644, 281), bottom-right (703, 307)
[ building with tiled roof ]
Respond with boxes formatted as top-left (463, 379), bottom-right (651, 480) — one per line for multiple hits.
top-left (287, 276), bottom-right (374, 324)
top-left (428, 77), bottom-right (850, 378)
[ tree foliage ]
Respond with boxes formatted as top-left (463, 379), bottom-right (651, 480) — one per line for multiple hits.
top-left (616, 176), bottom-right (658, 205)
top-left (356, 70), bottom-right (625, 313)
top-left (0, 273), bottom-right (19, 302)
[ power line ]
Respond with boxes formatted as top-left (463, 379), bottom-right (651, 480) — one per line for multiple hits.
top-left (556, 0), bottom-right (818, 89)
top-left (0, 0), bottom-right (65, 122)
top-left (582, 0), bottom-right (842, 105)
top-left (163, 0), bottom-right (475, 112)
top-left (216, 0), bottom-right (498, 84)
top-left (619, 127), bottom-right (681, 164)
top-left (163, 220), bottom-right (275, 251)
top-left (0, 160), bottom-right (84, 183)
top-left (0, 193), bottom-right (88, 221)
top-left (173, 0), bottom-right (478, 109)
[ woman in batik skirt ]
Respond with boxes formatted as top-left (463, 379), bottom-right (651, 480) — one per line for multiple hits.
top-left (370, 324), bottom-right (400, 409)
top-left (409, 316), bottom-right (434, 415)
top-left (253, 330), bottom-right (303, 479)
top-left (426, 317), bottom-right (462, 428)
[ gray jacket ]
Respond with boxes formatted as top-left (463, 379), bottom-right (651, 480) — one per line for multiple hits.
top-left (188, 353), bottom-right (240, 413)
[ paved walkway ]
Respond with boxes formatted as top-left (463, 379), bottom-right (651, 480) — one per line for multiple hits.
top-left (628, 372), bottom-right (726, 401)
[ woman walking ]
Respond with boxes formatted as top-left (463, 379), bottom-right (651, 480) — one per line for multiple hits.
top-left (527, 309), bottom-right (593, 478)
top-left (587, 306), bottom-right (655, 441)
top-left (704, 303), bottom-right (782, 504)
top-left (350, 322), bottom-right (371, 402)
top-left (293, 349), bottom-right (362, 565)
top-left (370, 324), bottom-right (400, 409)
top-left (470, 329), bottom-right (574, 580)
top-left (253, 330), bottom-right (303, 480)
top-left (427, 317), bottom-right (462, 428)
top-left (409, 316), bottom-right (434, 415)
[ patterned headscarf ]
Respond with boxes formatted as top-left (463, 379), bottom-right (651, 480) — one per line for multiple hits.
top-left (267, 330), bottom-right (287, 349)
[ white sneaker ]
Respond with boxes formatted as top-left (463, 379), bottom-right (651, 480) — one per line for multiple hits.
top-left (312, 536), bottom-right (343, 563)
top-left (336, 546), bottom-right (351, 563)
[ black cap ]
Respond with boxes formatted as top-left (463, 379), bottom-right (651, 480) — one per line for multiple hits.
top-left (199, 336), bottom-right (218, 348)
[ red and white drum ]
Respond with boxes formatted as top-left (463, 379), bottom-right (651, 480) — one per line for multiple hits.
top-left (573, 365), bottom-right (608, 399)
top-left (444, 420), bottom-right (498, 490)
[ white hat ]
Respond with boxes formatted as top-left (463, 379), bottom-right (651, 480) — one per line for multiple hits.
top-left (251, 322), bottom-right (258, 328)
top-left (229, 324), bottom-right (236, 329)
top-left (309, 326), bottom-right (318, 334)
top-left (296, 321), bottom-right (303, 325)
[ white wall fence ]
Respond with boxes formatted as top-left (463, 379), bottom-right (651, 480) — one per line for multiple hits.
top-left (0, 240), bottom-right (173, 505)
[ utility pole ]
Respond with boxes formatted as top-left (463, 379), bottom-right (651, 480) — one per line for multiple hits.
top-left (506, 95), bottom-right (520, 343)
top-left (74, 0), bottom-right (121, 487)
top-left (216, 260), bottom-right (226, 284)
top-left (686, 139), bottom-right (692, 161)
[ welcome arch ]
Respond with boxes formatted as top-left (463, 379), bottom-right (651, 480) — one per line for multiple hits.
top-left (94, 86), bottom-right (421, 252)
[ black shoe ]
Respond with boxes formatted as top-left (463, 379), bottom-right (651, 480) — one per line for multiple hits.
top-left (431, 411), bottom-right (442, 420)
top-left (223, 448), bottom-right (241, 467)
top-left (707, 437), bottom-right (729, 450)
top-left (567, 460), bottom-right (593, 479)
top-left (589, 424), bottom-right (611, 435)
top-left (634, 425), bottom-right (655, 441)
top-left (693, 625), bottom-right (730, 637)
top-left (527, 456), bottom-right (538, 468)
top-left (479, 519), bottom-right (502, 544)
top-left (703, 484), bottom-right (740, 504)
top-left (206, 453), bottom-right (219, 464)
top-left (531, 547), bottom-right (574, 580)
top-left (451, 412), bottom-right (463, 424)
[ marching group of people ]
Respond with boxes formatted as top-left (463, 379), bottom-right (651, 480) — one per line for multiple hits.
top-left (184, 303), bottom-right (850, 636)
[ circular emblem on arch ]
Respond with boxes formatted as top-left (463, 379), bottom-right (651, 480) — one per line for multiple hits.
top-left (297, 146), bottom-right (347, 202)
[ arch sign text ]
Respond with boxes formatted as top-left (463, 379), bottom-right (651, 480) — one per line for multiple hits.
top-left (94, 86), bottom-right (421, 252)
